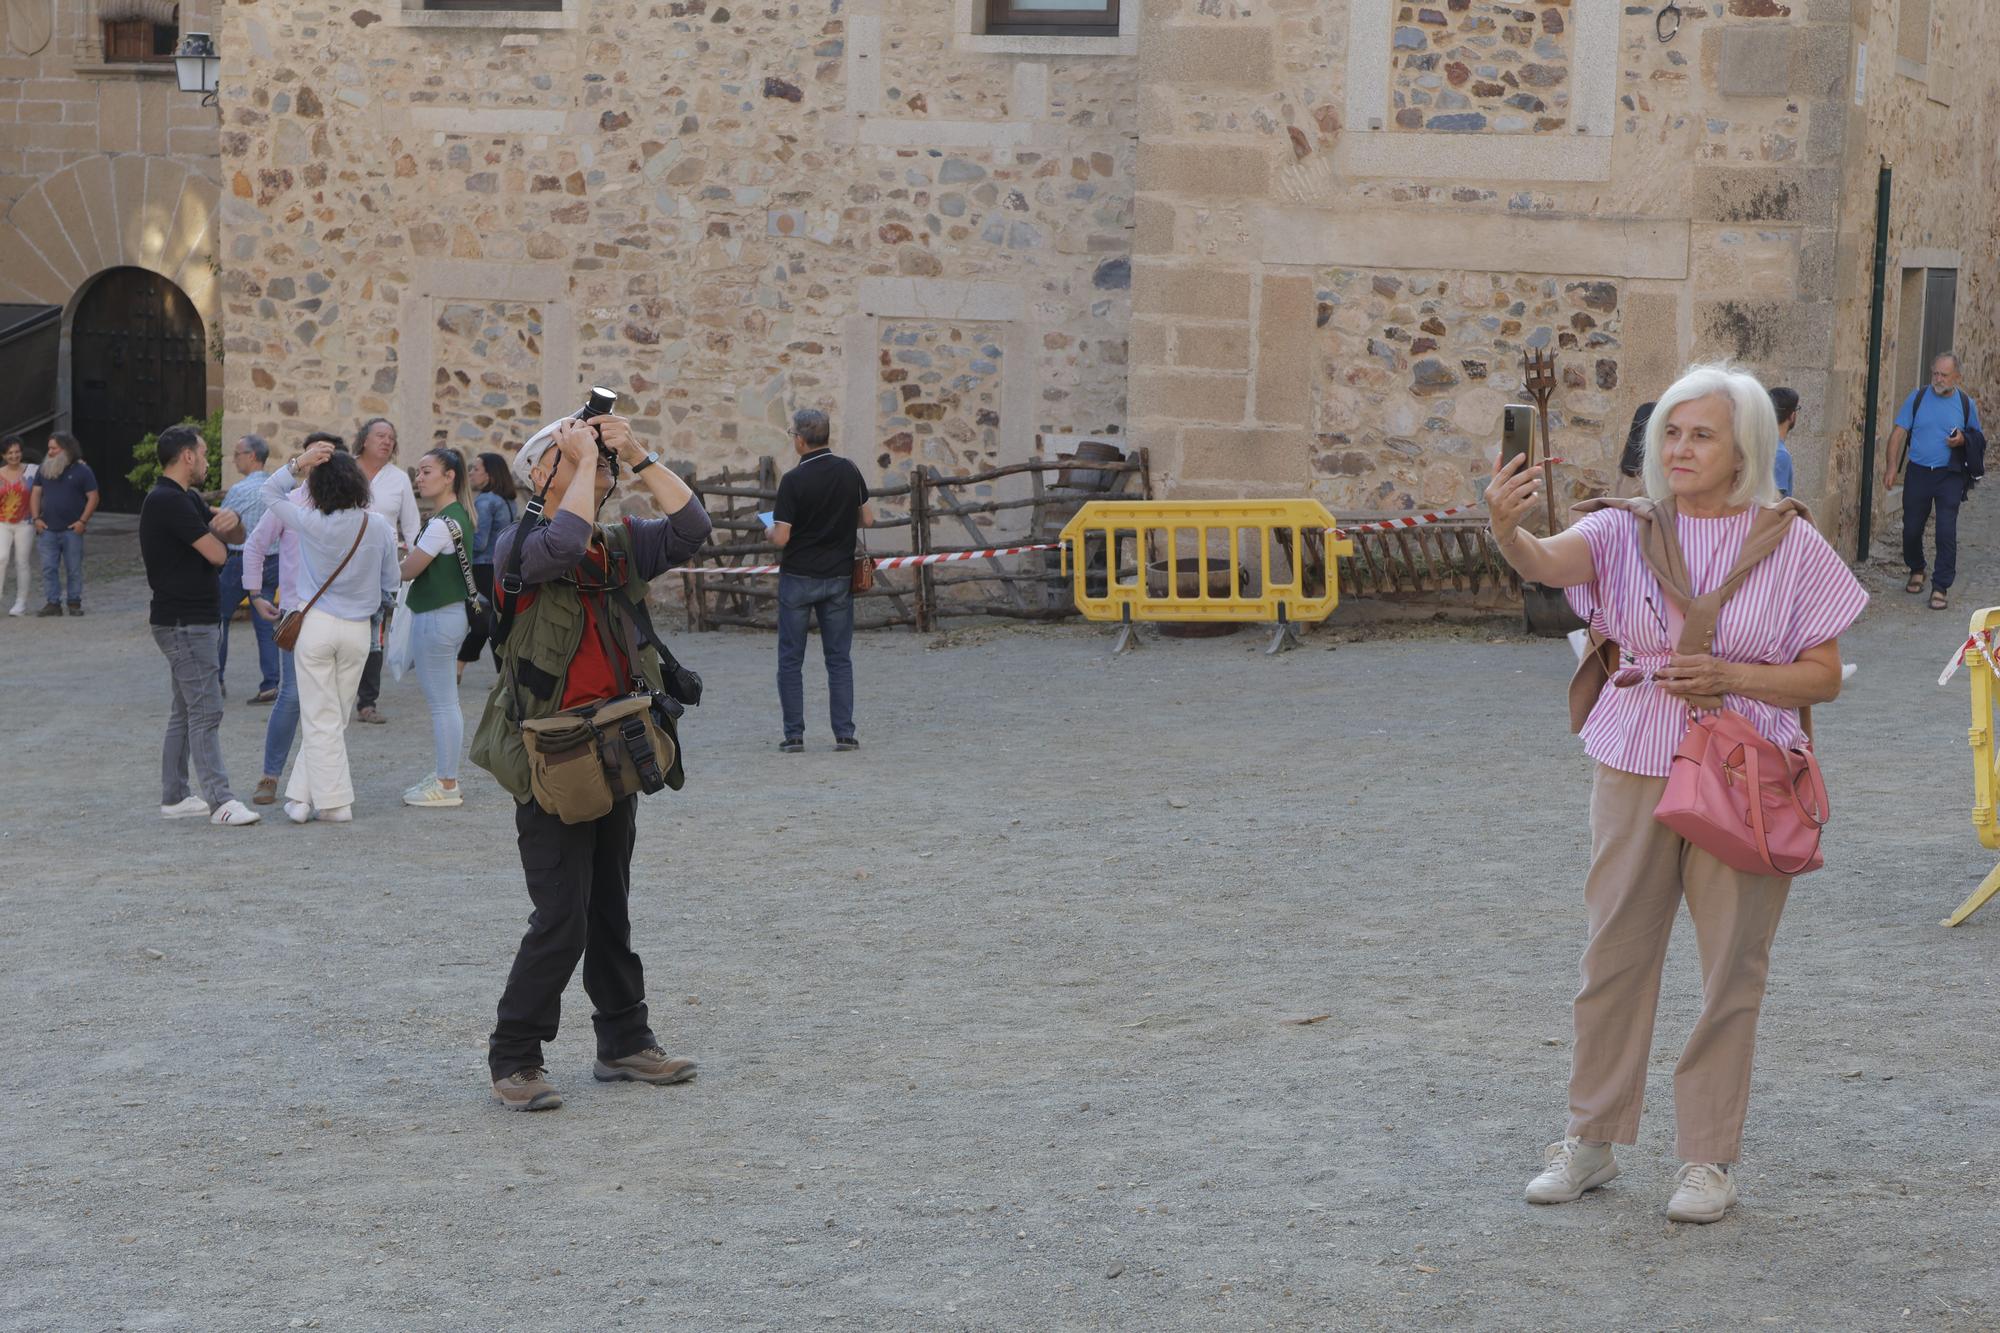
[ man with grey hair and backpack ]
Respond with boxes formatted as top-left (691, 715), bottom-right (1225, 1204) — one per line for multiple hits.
top-left (1883, 352), bottom-right (1985, 612)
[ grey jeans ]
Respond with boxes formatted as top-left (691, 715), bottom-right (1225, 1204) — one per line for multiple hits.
top-left (153, 623), bottom-right (235, 807)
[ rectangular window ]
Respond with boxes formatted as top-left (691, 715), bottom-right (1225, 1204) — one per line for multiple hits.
top-left (422, 0), bottom-right (561, 10)
top-left (1895, 265), bottom-right (1958, 401)
top-left (101, 17), bottom-right (176, 62)
top-left (986, 0), bottom-right (1118, 37)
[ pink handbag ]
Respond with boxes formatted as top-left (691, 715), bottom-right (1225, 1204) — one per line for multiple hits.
top-left (1655, 707), bottom-right (1829, 878)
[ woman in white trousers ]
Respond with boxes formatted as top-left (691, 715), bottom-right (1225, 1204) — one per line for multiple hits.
top-left (248, 449), bottom-right (399, 822)
top-left (0, 440), bottom-right (35, 614)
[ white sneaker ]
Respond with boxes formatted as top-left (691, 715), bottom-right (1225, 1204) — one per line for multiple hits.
top-left (210, 799), bottom-right (262, 826)
top-left (1666, 1162), bottom-right (1737, 1224)
top-left (7, 604), bottom-right (22, 616)
top-left (314, 805), bottom-right (353, 823)
top-left (1525, 1137), bottom-right (1619, 1204)
top-left (403, 777), bottom-right (463, 808)
top-left (284, 800), bottom-right (312, 824)
top-left (161, 796), bottom-right (211, 819)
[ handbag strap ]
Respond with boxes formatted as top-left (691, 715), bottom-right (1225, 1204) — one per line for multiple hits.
top-left (294, 514), bottom-right (369, 619)
top-left (442, 516), bottom-right (480, 606)
top-left (1737, 743), bottom-right (1824, 877)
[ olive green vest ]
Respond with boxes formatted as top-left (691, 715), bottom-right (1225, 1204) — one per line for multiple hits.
top-left (469, 520), bottom-right (676, 804)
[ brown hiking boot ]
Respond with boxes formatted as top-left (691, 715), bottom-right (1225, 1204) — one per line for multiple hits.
top-left (593, 1046), bottom-right (698, 1085)
top-left (492, 1067), bottom-right (563, 1111)
top-left (252, 776), bottom-right (280, 806)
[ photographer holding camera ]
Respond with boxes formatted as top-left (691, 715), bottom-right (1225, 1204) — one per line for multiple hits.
top-left (471, 406), bottom-right (711, 1112)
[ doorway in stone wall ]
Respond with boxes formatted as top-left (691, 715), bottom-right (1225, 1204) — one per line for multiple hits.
top-left (70, 267), bottom-right (207, 513)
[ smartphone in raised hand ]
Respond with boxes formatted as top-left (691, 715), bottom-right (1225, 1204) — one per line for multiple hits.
top-left (1501, 403), bottom-right (1535, 473)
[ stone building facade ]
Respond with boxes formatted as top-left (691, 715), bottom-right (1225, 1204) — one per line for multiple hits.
top-left (0, 0), bottom-right (222, 507)
top-left (7, 0), bottom-right (1993, 553)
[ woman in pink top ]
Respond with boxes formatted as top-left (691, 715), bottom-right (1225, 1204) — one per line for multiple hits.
top-left (1487, 363), bottom-right (1867, 1224)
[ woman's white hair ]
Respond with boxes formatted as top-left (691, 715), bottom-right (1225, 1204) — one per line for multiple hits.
top-left (1640, 361), bottom-right (1781, 508)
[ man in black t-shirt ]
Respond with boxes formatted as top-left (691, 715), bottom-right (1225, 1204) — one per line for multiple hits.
top-left (770, 409), bottom-right (873, 752)
top-left (139, 424), bottom-right (260, 826)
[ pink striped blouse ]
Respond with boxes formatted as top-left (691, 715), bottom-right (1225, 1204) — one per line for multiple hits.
top-left (1563, 508), bottom-right (1869, 777)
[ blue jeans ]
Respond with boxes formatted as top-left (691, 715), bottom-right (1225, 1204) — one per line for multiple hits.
top-left (776, 573), bottom-right (856, 742)
top-left (218, 551), bottom-right (282, 692)
top-left (38, 529), bottom-right (83, 605)
top-left (261, 643), bottom-right (300, 780)
top-left (411, 603), bottom-right (469, 780)
top-left (1903, 463), bottom-right (1968, 592)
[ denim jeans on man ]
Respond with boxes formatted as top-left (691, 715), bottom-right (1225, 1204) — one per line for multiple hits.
top-left (217, 550), bottom-right (282, 692)
top-left (1903, 462), bottom-right (1969, 592)
top-left (153, 623), bottom-right (236, 806)
top-left (38, 528), bottom-right (83, 606)
top-left (776, 573), bottom-right (855, 742)
top-left (261, 645), bottom-right (300, 780)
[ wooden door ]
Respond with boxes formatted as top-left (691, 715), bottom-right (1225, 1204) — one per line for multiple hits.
top-left (70, 267), bottom-right (207, 513)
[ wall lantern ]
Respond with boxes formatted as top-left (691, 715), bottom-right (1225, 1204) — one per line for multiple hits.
top-left (173, 31), bottom-right (220, 107)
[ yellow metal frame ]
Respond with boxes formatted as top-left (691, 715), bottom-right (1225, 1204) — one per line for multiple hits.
top-left (1059, 499), bottom-right (1356, 628)
top-left (1944, 605), bottom-right (2000, 926)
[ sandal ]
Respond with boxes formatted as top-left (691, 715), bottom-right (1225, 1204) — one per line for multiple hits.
top-left (1932, 589), bottom-right (1949, 611)
top-left (1907, 572), bottom-right (1926, 594)
top-left (356, 705), bottom-right (387, 724)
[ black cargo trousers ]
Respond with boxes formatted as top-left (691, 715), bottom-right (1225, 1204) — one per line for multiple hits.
top-left (488, 794), bottom-right (658, 1080)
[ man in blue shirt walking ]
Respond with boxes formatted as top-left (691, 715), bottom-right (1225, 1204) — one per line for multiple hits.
top-left (1769, 386), bottom-right (1797, 498)
top-left (1884, 352), bottom-right (1981, 610)
top-left (217, 433), bottom-right (282, 702)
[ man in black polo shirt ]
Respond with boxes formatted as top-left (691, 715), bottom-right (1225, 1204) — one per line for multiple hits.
top-left (770, 408), bottom-right (873, 753)
top-left (140, 424), bottom-right (260, 826)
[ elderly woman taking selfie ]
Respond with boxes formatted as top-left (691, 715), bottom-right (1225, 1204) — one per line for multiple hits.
top-left (1485, 362), bottom-right (1867, 1224)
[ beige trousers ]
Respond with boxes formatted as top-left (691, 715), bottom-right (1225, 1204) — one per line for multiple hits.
top-left (1567, 764), bottom-right (1792, 1163)
top-left (288, 609), bottom-right (369, 812)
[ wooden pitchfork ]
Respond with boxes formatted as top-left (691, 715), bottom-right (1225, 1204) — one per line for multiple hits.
top-left (1523, 348), bottom-right (1561, 534)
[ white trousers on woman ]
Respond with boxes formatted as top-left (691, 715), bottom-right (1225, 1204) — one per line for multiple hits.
top-left (0, 521), bottom-right (32, 611)
top-left (288, 608), bottom-right (370, 812)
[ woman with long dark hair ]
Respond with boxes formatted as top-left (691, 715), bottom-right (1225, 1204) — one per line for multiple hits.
top-left (396, 447), bottom-right (478, 808)
top-left (457, 450), bottom-right (518, 678)
top-left (250, 451), bottom-right (399, 823)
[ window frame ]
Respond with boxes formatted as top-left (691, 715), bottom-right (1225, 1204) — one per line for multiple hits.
top-left (100, 15), bottom-right (177, 63)
top-left (984, 0), bottom-right (1118, 38)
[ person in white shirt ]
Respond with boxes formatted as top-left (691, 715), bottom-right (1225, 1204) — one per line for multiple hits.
top-left (349, 417), bottom-right (418, 724)
top-left (249, 450), bottom-right (399, 824)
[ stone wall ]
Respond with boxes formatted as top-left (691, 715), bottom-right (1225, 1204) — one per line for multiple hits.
top-left (216, 0), bottom-right (1135, 506)
top-left (1389, 0), bottom-right (1574, 135)
top-left (1130, 0), bottom-right (1869, 539)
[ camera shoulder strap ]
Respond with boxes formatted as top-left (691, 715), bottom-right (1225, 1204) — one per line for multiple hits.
top-left (492, 475), bottom-right (555, 650)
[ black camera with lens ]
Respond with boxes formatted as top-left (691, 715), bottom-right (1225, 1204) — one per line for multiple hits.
top-left (575, 387), bottom-right (620, 473)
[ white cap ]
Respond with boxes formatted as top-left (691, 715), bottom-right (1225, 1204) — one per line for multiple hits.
top-left (510, 416), bottom-right (568, 488)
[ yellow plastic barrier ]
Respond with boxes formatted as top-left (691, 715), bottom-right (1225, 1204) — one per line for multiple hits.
top-left (1059, 499), bottom-right (1356, 653)
top-left (1945, 605), bottom-right (2000, 925)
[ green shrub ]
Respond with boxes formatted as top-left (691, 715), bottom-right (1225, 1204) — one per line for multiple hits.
top-left (126, 408), bottom-right (225, 494)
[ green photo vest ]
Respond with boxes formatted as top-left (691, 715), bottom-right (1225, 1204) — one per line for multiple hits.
top-left (469, 520), bottom-right (681, 804)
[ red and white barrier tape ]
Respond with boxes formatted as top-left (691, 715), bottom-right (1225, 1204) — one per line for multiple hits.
top-left (681, 542), bottom-right (1065, 579)
top-left (1941, 630), bottom-right (2000, 686)
top-left (1332, 505), bottom-right (1481, 538)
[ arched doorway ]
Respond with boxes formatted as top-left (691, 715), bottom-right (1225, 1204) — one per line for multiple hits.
top-left (70, 267), bottom-right (207, 513)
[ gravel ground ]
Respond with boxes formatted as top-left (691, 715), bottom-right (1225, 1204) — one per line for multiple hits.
top-left (4, 513), bottom-right (1999, 1332)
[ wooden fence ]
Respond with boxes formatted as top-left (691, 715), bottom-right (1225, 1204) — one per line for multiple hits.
top-left (680, 449), bottom-right (1151, 632)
